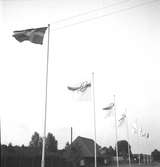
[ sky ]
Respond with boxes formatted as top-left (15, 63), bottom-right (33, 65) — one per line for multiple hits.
top-left (1, 0), bottom-right (160, 155)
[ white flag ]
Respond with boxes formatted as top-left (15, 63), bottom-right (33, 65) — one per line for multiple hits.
top-left (140, 129), bottom-right (149, 138)
top-left (139, 127), bottom-right (144, 137)
top-left (102, 103), bottom-right (114, 118)
top-left (118, 113), bottom-right (126, 127)
top-left (132, 123), bottom-right (138, 135)
top-left (67, 81), bottom-right (91, 101)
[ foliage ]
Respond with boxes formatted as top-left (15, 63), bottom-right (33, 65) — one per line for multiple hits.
top-left (29, 132), bottom-right (42, 149)
top-left (65, 142), bottom-right (70, 149)
top-left (1, 132), bottom-right (64, 167)
top-left (116, 140), bottom-right (132, 159)
top-left (100, 146), bottom-right (115, 157)
top-left (46, 132), bottom-right (58, 152)
top-left (28, 131), bottom-right (57, 153)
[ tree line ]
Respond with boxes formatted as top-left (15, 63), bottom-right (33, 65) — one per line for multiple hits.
top-left (1, 131), bottom-right (160, 167)
top-left (1, 132), bottom-right (72, 167)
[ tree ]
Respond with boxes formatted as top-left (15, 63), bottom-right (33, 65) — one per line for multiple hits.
top-left (65, 141), bottom-right (70, 149)
top-left (116, 140), bottom-right (132, 159)
top-left (100, 146), bottom-right (115, 156)
top-left (29, 132), bottom-right (42, 149)
top-left (45, 132), bottom-right (58, 152)
top-left (108, 146), bottom-right (115, 156)
top-left (8, 142), bottom-right (15, 153)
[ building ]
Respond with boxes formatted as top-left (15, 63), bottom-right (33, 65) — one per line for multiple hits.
top-left (63, 136), bottom-right (108, 167)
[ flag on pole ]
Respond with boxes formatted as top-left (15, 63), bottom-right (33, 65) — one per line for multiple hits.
top-left (102, 103), bottom-right (114, 118)
top-left (140, 130), bottom-right (149, 139)
top-left (118, 113), bottom-right (126, 127)
top-left (139, 127), bottom-right (147, 137)
top-left (142, 131), bottom-right (147, 138)
top-left (67, 81), bottom-right (91, 101)
top-left (13, 27), bottom-right (47, 44)
top-left (132, 123), bottom-right (139, 135)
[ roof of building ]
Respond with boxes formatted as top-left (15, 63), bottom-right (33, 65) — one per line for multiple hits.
top-left (64, 136), bottom-right (103, 158)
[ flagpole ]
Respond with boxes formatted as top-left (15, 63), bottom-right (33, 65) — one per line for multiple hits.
top-left (146, 133), bottom-right (149, 165)
top-left (125, 109), bottom-right (131, 167)
top-left (114, 95), bottom-right (119, 167)
top-left (136, 119), bottom-right (141, 166)
top-left (92, 72), bottom-right (97, 167)
top-left (41, 24), bottom-right (50, 167)
top-left (71, 127), bottom-right (73, 145)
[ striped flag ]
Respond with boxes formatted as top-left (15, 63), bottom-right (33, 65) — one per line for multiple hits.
top-left (13, 27), bottom-right (47, 44)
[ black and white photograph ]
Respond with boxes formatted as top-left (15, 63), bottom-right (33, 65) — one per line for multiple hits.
top-left (1, 0), bottom-right (160, 167)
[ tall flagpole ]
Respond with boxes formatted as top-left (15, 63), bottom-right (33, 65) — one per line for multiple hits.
top-left (125, 109), bottom-right (131, 167)
top-left (92, 72), bottom-right (97, 167)
top-left (137, 120), bottom-right (141, 166)
top-left (41, 24), bottom-right (50, 167)
top-left (114, 95), bottom-right (119, 167)
top-left (71, 127), bottom-right (73, 145)
top-left (146, 133), bottom-right (149, 165)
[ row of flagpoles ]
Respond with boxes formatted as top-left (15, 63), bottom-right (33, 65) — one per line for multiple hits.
top-left (12, 24), bottom-right (151, 167)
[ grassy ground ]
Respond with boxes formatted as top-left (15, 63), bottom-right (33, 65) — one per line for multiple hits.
top-left (107, 162), bottom-right (160, 167)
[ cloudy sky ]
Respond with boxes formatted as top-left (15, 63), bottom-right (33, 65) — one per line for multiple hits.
top-left (1, 0), bottom-right (160, 155)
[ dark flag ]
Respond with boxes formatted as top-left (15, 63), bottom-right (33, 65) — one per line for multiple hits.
top-left (13, 27), bottom-right (47, 44)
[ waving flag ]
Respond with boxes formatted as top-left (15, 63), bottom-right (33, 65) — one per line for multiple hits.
top-left (118, 113), bottom-right (126, 127)
top-left (102, 103), bottom-right (114, 118)
top-left (13, 27), bottom-right (47, 44)
top-left (132, 123), bottom-right (139, 135)
top-left (67, 81), bottom-right (91, 92)
top-left (139, 127), bottom-right (146, 137)
top-left (141, 130), bottom-right (149, 139)
top-left (141, 131), bottom-right (147, 137)
top-left (146, 133), bottom-right (149, 139)
top-left (67, 81), bottom-right (91, 101)
top-left (103, 103), bottom-right (114, 110)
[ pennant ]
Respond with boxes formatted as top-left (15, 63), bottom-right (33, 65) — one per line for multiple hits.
top-left (102, 103), bottom-right (114, 118)
top-left (13, 27), bottom-right (47, 44)
top-left (67, 81), bottom-right (91, 101)
top-left (118, 113), bottom-right (126, 127)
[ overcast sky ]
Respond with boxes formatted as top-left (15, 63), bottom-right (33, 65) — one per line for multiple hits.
top-left (1, 0), bottom-right (160, 155)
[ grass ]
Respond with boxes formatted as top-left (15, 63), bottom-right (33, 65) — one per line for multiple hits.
top-left (107, 162), bottom-right (160, 167)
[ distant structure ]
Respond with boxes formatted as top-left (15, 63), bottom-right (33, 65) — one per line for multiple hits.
top-left (63, 136), bottom-right (109, 167)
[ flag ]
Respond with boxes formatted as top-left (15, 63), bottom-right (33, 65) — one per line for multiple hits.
top-left (103, 103), bottom-right (114, 110)
top-left (139, 127), bottom-right (146, 137)
top-left (132, 123), bottom-right (138, 135)
top-left (102, 103), bottom-right (114, 118)
top-left (67, 81), bottom-right (91, 92)
top-left (13, 27), bottom-right (47, 44)
top-left (118, 113), bottom-right (126, 127)
top-left (141, 130), bottom-right (149, 139)
top-left (67, 81), bottom-right (91, 101)
top-left (141, 131), bottom-right (147, 138)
